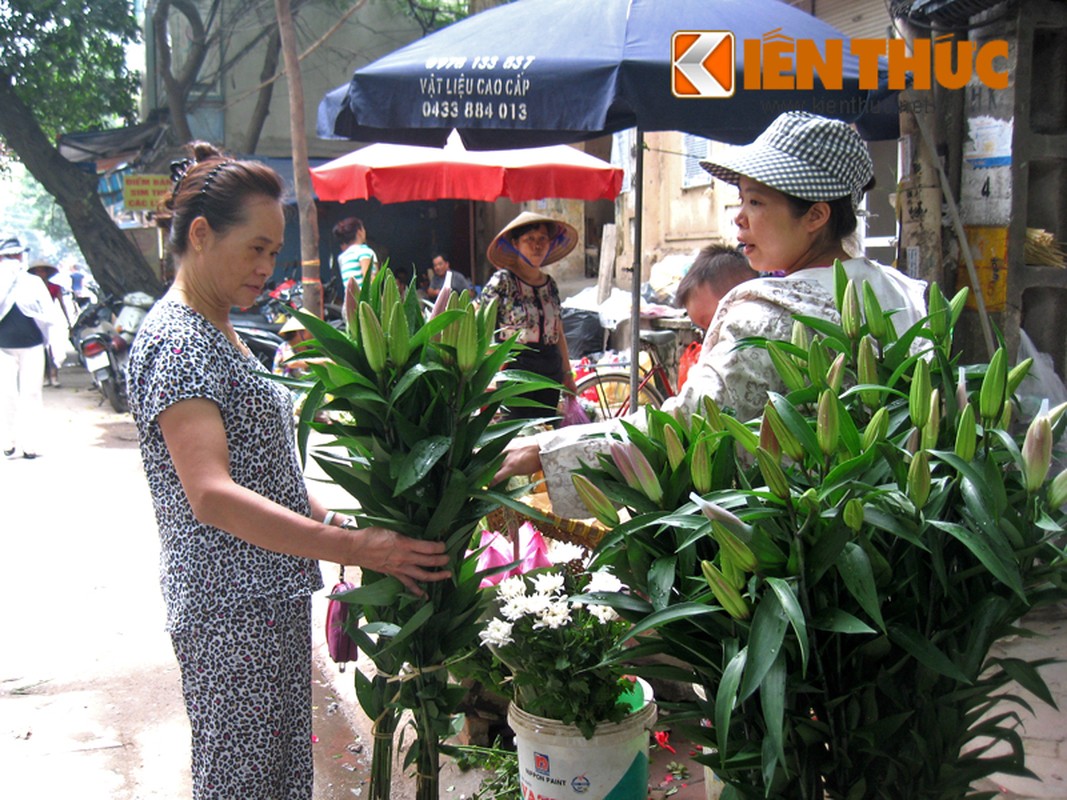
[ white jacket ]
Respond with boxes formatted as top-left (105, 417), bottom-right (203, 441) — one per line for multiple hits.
top-left (0, 261), bottom-right (56, 345)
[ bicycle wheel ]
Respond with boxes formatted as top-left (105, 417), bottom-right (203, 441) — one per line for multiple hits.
top-left (574, 371), bottom-right (665, 422)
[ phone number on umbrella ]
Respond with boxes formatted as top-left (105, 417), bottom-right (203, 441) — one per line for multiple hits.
top-left (422, 100), bottom-right (528, 121)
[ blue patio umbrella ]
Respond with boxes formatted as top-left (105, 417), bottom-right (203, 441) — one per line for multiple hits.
top-left (319, 0), bottom-right (896, 146)
top-left (318, 0), bottom-right (896, 400)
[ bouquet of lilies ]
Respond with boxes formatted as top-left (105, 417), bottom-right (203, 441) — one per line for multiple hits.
top-left (292, 271), bottom-right (558, 800)
top-left (570, 265), bottom-right (1067, 798)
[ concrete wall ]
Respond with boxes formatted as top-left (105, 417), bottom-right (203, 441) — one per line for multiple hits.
top-left (614, 131), bottom-right (728, 291)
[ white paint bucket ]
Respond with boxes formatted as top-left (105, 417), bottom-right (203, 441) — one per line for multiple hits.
top-left (508, 694), bottom-right (657, 800)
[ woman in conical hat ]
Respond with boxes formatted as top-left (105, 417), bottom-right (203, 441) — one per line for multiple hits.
top-left (481, 211), bottom-right (579, 423)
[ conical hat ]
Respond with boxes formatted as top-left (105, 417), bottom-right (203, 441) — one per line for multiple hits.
top-left (486, 211), bottom-right (578, 271)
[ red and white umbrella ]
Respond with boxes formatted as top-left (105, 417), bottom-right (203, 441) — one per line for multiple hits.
top-left (310, 131), bottom-right (622, 204)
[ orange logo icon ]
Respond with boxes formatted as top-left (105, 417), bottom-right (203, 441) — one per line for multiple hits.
top-left (672, 31), bottom-right (735, 98)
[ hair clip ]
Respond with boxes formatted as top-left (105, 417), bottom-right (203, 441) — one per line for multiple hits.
top-left (199, 161), bottom-right (231, 203)
top-left (170, 158), bottom-right (193, 185)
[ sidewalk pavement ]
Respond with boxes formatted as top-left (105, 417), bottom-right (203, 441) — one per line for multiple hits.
top-left (2, 356), bottom-right (1065, 799)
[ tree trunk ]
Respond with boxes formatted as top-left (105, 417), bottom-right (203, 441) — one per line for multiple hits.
top-left (274, 0), bottom-right (321, 317)
top-left (0, 75), bottom-right (162, 299)
top-left (152, 0), bottom-right (210, 145)
top-left (230, 25), bottom-right (282, 154)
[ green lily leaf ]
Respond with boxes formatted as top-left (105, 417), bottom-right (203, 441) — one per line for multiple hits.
top-left (810, 608), bottom-right (877, 634)
top-left (468, 333), bottom-right (523, 391)
top-left (835, 542), bottom-right (886, 632)
top-left (407, 308), bottom-right (464, 350)
top-left (394, 436), bottom-right (451, 496)
top-left (888, 625), bottom-right (971, 683)
top-left (715, 648), bottom-right (747, 762)
top-left (863, 504), bottom-right (927, 549)
top-left (389, 362), bottom-right (450, 406)
top-left (377, 601), bottom-right (435, 659)
top-left (790, 313), bottom-right (851, 352)
top-left (820, 449), bottom-right (878, 497)
top-left (993, 657), bottom-right (1058, 708)
top-left (760, 652), bottom-right (787, 786)
top-left (362, 620), bottom-right (402, 638)
top-left (929, 519), bottom-right (1025, 600)
top-left (623, 601), bottom-right (722, 640)
top-left (739, 589), bottom-right (788, 702)
top-left (766, 577), bottom-right (809, 674)
top-left (295, 380), bottom-right (327, 466)
top-left (647, 556), bottom-right (677, 612)
top-left (330, 577), bottom-right (404, 607)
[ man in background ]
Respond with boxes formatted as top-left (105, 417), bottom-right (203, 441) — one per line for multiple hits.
top-left (425, 252), bottom-right (472, 301)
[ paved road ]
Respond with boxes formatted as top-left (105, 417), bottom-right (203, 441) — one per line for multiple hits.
top-left (0, 357), bottom-right (483, 800)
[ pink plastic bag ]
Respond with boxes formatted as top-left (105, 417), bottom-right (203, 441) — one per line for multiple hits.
top-left (472, 522), bottom-right (552, 588)
top-left (561, 395), bottom-right (591, 427)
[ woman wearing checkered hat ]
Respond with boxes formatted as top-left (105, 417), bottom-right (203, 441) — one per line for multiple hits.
top-left (493, 112), bottom-right (929, 520)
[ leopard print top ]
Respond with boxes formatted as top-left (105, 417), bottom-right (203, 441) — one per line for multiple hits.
top-left (127, 298), bottom-right (323, 632)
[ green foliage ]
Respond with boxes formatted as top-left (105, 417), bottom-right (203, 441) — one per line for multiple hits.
top-left (0, 0), bottom-right (140, 137)
top-left (393, 0), bottom-right (471, 34)
top-left (577, 269), bottom-right (1067, 799)
top-left (454, 739), bottom-right (521, 800)
top-left (296, 271), bottom-right (558, 799)
top-left (0, 163), bottom-right (80, 260)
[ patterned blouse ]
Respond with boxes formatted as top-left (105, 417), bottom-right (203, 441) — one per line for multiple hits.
top-left (127, 298), bottom-right (323, 632)
top-left (480, 268), bottom-right (564, 347)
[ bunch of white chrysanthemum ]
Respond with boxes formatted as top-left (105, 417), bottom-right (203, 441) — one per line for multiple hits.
top-left (477, 559), bottom-right (632, 737)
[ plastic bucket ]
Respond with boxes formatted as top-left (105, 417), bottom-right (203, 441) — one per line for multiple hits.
top-left (508, 694), bottom-right (657, 800)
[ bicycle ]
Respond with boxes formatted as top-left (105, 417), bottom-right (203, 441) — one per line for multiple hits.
top-left (573, 329), bottom-right (679, 422)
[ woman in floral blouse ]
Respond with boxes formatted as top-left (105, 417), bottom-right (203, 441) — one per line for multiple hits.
top-left (481, 212), bottom-right (579, 422)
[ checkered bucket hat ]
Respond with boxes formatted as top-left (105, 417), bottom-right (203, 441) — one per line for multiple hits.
top-left (700, 111), bottom-right (874, 207)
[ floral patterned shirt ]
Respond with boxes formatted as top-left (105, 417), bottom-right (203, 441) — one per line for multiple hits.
top-left (480, 268), bottom-right (563, 347)
top-left (127, 298), bottom-right (323, 632)
top-left (537, 258), bottom-right (927, 518)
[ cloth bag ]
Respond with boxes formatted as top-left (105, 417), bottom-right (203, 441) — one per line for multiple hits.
top-left (325, 568), bottom-right (359, 671)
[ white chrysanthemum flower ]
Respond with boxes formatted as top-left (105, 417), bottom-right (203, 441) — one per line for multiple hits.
top-left (521, 592), bottom-right (552, 617)
top-left (500, 598), bottom-right (530, 621)
top-left (584, 569), bottom-right (625, 595)
top-left (497, 575), bottom-right (527, 600)
top-left (479, 618), bottom-right (514, 647)
top-left (546, 540), bottom-right (586, 565)
top-left (534, 600), bottom-right (572, 630)
top-left (588, 604), bottom-right (618, 624)
top-left (532, 572), bottom-right (566, 596)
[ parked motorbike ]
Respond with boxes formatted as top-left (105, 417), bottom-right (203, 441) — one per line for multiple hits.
top-left (70, 290), bottom-right (155, 412)
top-left (230, 278), bottom-right (343, 371)
top-left (233, 323), bottom-right (285, 371)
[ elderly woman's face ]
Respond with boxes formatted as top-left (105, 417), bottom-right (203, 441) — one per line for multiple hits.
top-left (513, 224), bottom-right (552, 268)
top-left (733, 177), bottom-right (818, 273)
top-left (194, 195), bottom-right (284, 309)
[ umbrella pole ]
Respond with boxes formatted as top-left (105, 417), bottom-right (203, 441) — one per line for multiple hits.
top-left (630, 130), bottom-right (645, 404)
top-left (469, 200), bottom-right (477, 287)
